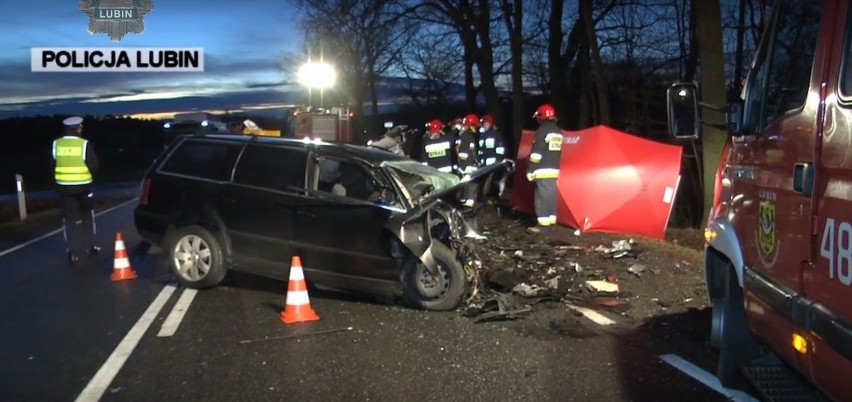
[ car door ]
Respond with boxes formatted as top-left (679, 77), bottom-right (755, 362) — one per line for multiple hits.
top-left (220, 143), bottom-right (308, 278)
top-left (294, 152), bottom-right (402, 287)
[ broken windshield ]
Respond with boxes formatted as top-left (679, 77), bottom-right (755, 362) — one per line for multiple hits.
top-left (383, 160), bottom-right (460, 202)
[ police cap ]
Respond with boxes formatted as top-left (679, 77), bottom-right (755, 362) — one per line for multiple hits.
top-left (63, 116), bottom-right (84, 127)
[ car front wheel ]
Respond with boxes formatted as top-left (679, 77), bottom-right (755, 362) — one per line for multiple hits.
top-left (402, 240), bottom-right (467, 311)
top-left (167, 225), bottom-right (227, 289)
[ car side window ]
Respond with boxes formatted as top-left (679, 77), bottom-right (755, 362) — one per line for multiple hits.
top-left (233, 145), bottom-right (307, 192)
top-left (159, 140), bottom-right (242, 181)
top-left (315, 157), bottom-right (377, 202)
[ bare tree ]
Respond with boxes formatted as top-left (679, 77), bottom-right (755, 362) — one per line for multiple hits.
top-left (292, 0), bottom-right (411, 123)
top-left (396, 27), bottom-right (465, 108)
top-left (500, 0), bottom-right (524, 147)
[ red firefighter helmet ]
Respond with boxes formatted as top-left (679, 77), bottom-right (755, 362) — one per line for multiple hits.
top-left (534, 104), bottom-right (557, 122)
top-left (428, 119), bottom-right (443, 134)
top-left (464, 114), bottom-right (479, 128)
top-left (480, 114), bottom-right (494, 125)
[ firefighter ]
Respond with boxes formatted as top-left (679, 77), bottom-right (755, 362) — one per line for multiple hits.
top-left (447, 117), bottom-right (464, 174)
top-left (526, 104), bottom-right (563, 232)
top-left (420, 119), bottom-right (454, 174)
top-left (477, 114), bottom-right (507, 198)
top-left (52, 116), bottom-right (101, 265)
top-left (456, 114), bottom-right (480, 207)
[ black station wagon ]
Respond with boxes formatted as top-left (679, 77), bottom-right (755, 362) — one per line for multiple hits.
top-left (134, 134), bottom-right (511, 311)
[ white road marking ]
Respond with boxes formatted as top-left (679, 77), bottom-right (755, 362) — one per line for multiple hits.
top-left (0, 197), bottom-right (139, 258)
top-left (659, 354), bottom-right (760, 402)
top-left (157, 288), bottom-right (198, 337)
top-left (566, 304), bottom-right (616, 326)
top-left (74, 283), bottom-right (178, 402)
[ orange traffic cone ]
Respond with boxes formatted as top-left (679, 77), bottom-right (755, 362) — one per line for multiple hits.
top-left (279, 255), bottom-right (320, 324)
top-left (110, 232), bottom-right (137, 281)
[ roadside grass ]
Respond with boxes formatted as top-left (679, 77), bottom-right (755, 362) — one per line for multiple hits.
top-left (0, 197), bottom-right (135, 227)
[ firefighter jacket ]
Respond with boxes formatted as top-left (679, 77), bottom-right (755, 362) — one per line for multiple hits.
top-left (456, 128), bottom-right (479, 174)
top-left (420, 133), bottom-right (455, 173)
top-left (477, 127), bottom-right (505, 166)
top-left (527, 120), bottom-right (562, 180)
top-left (52, 136), bottom-right (97, 186)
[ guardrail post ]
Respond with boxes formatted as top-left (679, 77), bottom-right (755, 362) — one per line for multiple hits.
top-left (15, 174), bottom-right (27, 220)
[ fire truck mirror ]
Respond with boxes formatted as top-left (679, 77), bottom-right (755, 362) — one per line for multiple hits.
top-left (667, 82), bottom-right (699, 140)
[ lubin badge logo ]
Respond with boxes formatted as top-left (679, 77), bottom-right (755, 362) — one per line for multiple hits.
top-left (78, 0), bottom-right (154, 42)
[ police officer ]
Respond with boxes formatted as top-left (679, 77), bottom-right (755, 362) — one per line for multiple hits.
top-left (526, 104), bottom-right (562, 232)
top-left (477, 114), bottom-right (507, 197)
top-left (456, 114), bottom-right (480, 207)
top-left (420, 119), bottom-right (455, 173)
top-left (52, 116), bottom-right (100, 265)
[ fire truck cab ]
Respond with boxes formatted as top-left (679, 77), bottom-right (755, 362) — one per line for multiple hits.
top-left (667, 1), bottom-right (851, 401)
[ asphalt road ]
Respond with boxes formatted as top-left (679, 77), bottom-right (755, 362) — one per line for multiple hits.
top-left (0, 201), bottom-right (756, 402)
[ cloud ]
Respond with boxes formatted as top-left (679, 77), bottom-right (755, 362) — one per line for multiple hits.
top-left (0, 88), bottom-right (304, 119)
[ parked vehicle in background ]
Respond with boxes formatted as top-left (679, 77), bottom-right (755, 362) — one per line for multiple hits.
top-left (134, 134), bottom-right (511, 311)
top-left (667, 1), bottom-right (851, 401)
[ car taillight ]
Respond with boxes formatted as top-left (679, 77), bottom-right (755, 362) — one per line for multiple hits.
top-left (139, 178), bottom-right (151, 205)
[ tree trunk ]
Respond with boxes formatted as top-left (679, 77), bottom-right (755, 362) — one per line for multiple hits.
top-left (692, 0), bottom-right (728, 220)
top-left (501, 0), bottom-right (524, 151)
top-left (473, 1), bottom-right (502, 133)
top-left (461, 36), bottom-right (478, 111)
top-left (547, 0), bottom-right (568, 115)
top-left (580, 0), bottom-right (610, 125)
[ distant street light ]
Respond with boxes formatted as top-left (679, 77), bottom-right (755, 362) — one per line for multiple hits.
top-left (297, 61), bottom-right (336, 108)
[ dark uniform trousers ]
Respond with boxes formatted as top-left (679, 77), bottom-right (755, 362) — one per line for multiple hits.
top-left (59, 184), bottom-right (96, 255)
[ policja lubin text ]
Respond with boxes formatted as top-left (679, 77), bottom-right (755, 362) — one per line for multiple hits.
top-left (31, 48), bottom-right (204, 72)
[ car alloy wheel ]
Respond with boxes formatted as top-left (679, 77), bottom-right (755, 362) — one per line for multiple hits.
top-left (173, 234), bottom-right (212, 281)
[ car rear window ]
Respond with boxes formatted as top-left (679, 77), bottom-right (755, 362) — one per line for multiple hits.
top-left (233, 144), bottom-right (307, 192)
top-left (159, 139), bottom-right (243, 181)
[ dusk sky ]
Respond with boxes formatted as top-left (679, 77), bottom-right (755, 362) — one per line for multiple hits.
top-left (0, 0), bottom-right (307, 119)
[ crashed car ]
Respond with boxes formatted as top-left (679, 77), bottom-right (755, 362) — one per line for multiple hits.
top-left (134, 134), bottom-right (512, 311)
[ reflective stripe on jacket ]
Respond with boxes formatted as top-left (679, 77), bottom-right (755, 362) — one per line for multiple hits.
top-left (53, 136), bottom-right (92, 185)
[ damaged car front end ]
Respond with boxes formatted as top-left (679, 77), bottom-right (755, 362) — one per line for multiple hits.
top-left (381, 159), bottom-right (513, 310)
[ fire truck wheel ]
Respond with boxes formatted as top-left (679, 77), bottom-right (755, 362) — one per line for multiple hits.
top-left (401, 240), bottom-right (466, 312)
top-left (716, 263), bottom-right (764, 390)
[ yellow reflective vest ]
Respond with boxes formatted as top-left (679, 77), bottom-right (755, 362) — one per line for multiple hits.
top-left (53, 136), bottom-right (93, 185)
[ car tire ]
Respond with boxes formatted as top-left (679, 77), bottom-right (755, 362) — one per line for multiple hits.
top-left (401, 240), bottom-right (466, 311)
top-left (716, 263), bottom-right (763, 390)
top-left (166, 225), bottom-right (227, 289)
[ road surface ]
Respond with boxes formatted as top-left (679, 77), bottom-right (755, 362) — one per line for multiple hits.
top-left (0, 201), bottom-right (758, 402)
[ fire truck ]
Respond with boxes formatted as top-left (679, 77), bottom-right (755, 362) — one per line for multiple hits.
top-left (292, 106), bottom-right (354, 143)
top-left (667, 1), bottom-right (851, 401)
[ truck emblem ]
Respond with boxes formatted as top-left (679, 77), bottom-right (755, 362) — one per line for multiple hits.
top-left (78, 0), bottom-right (154, 42)
top-left (758, 201), bottom-right (777, 256)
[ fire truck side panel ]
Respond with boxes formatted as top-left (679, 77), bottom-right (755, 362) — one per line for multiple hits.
top-left (734, 0), bottom-right (823, 389)
top-left (804, 2), bottom-right (852, 399)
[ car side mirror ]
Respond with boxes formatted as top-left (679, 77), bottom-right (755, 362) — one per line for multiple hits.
top-left (667, 82), bottom-right (700, 140)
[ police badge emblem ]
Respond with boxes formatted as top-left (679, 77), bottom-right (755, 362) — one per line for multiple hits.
top-left (78, 0), bottom-right (154, 42)
top-left (758, 201), bottom-right (777, 255)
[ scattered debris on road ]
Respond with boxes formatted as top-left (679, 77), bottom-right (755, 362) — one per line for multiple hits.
top-left (459, 206), bottom-right (707, 325)
top-left (239, 326), bottom-right (354, 344)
